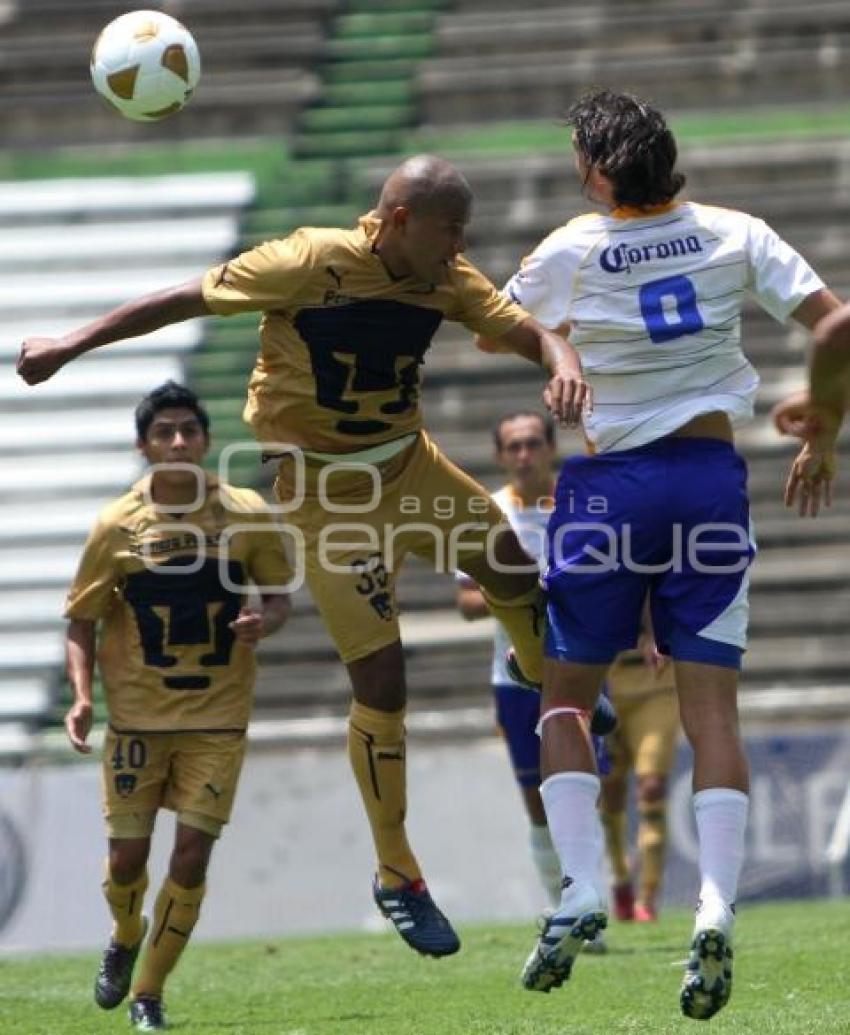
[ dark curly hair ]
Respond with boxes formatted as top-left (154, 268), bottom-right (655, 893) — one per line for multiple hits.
top-left (135, 380), bottom-right (210, 441)
top-left (565, 90), bottom-right (686, 208)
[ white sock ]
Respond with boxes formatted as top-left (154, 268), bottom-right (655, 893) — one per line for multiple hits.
top-left (540, 772), bottom-right (603, 889)
top-left (694, 787), bottom-right (749, 907)
top-left (528, 824), bottom-right (561, 907)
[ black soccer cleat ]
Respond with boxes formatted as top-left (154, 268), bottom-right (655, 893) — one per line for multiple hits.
top-left (372, 877), bottom-right (461, 957)
top-left (129, 995), bottom-right (167, 1031)
top-left (94, 917), bottom-right (148, 1010)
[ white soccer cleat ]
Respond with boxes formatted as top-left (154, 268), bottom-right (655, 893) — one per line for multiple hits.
top-left (680, 898), bottom-right (735, 1021)
top-left (521, 880), bottom-right (608, 992)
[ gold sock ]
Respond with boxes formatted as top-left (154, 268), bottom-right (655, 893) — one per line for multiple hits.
top-left (482, 583), bottom-right (544, 684)
top-left (102, 864), bottom-right (148, 947)
top-left (637, 802), bottom-right (667, 906)
top-left (132, 877), bottom-right (205, 998)
top-left (348, 701), bottom-right (421, 889)
top-left (599, 809), bottom-right (630, 884)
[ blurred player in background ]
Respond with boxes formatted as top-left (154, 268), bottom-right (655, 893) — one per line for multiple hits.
top-left (18, 155), bottom-right (591, 960)
top-left (63, 382), bottom-right (291, 1032)
top-left (601, 630), bottom-right (680, 924)
top-left (456, 411), bottom-right (615, 922)
top-left (479, 90), bottom-right (841, 1018)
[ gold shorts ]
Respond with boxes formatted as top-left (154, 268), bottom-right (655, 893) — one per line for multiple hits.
top-left (275, 431), bottom-right (511, 663)
top-left (102, 729), bottom-right (246, 839)
top-left (606, 656), bottom-right (680, 779)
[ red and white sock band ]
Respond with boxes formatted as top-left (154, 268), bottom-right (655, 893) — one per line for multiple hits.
top-left (536, 705), bottom-right (592, 737)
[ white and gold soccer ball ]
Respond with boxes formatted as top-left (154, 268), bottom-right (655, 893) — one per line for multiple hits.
top-left (90, 10), bottom-right (201, 122)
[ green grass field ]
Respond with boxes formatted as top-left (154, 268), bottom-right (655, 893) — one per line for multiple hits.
top-left (2, 900), bottom-right (849, 1034)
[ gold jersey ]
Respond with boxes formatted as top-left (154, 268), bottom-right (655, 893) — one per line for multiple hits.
top-left (64, 475), bottom-right (292, 734)
top-left (201, 214), bottom-right (529, 452)
top-left (606, 648), bottom-right (677, 700)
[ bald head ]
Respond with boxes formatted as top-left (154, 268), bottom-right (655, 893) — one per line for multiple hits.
top-left (371, 155), bottom-right (471, 283)
top-left (377, 155), bottom-right (472, 218)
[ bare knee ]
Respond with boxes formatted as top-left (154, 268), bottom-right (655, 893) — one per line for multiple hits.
top-left (169, 827), bottom-right (215, 888)
top-left (348, 640), bottom-right (407, 712)
top-left (108, 838), bottom-right (150, 884)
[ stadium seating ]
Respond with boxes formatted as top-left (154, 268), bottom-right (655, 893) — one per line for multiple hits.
top-left (418, 0), bottom-right (850, 125)
top-left (0, 171), bottom-right (255, 754)
top-left (3, 0), bottom-right (850, 752)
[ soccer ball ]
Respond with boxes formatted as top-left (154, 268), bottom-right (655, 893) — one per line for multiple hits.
top-left (90, 10), bottom-right (201, 122)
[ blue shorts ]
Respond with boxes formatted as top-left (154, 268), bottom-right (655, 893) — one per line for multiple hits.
top-left (543, 438), bottom-right (755, 669)
top-left (493, 683), bottom-right (610, 785)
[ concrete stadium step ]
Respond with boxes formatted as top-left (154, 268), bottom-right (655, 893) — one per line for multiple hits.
top-left (0, 217), bottom-right (239, 271)
top-left (0, 172), bottom-right (255, 221)
top-left (0, 631), bottom-right (64, 670)
top-left (747, 585), bottom-right (850, 637)
top-left (252, 628), bottom-right (850, 711)
top-left (253, 641), bottom-right (494, 711)
top-left (433, 1), bottom-right (850, 56)
top-left (0, 678), bottom-right (53, 721)
top-left (0, 24), bottom-right (325, 88)
top-left (325, 58), bottom-right (416, 82)
top-left (243, 203), bottom-right (359, 241)
top-left (299, 104), bottom-right (416, 134)
top-left (0, 450), bottom-right (139, 499)
top-left (0, 320), bottom-right (204, 364)
top-left (0, 264), bottom-right (202, 314)
top-left (0, 72), bottom-right (319, 146)
top-left (322, 80), bottom-right (413, 107)
top-left (0, 588), bottom-right (69, 628)
top-left (0, 496), bottom-right (116, 545)
top-left (292, 129), bottom-right (406, 160)
top-left (327, 32), bottom-right (433, 61)
top-left (745, 634), bottom-right (850, 684)
top-left (417, 38), bottom-right (850, 125)
top-left (1, 354), bottom-right (185, 407)
top-left (362, 138), bottom-right (846, 201)
top-left (8, 0), bottom-right (337, 30)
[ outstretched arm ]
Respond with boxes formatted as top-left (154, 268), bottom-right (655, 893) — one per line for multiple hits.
top-left (17, 277), bottom-right (210, 385)
top-left (477, 317), bottom-right (591, 427)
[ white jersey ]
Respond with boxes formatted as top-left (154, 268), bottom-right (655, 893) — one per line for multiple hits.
top-left (505, 201), bottom-right (824, 453)
top-left (486, 485), bottom-right (552, 686)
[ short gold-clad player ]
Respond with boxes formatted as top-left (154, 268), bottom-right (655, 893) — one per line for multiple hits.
top-left (63, 382), bottom-right (292, 1031)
